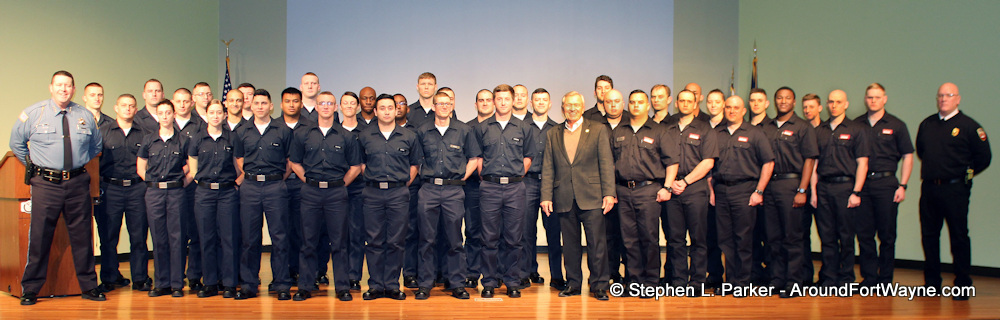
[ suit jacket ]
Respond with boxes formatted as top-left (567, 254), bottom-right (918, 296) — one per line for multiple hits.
top-left (541, 118), bottom-right (616, 213)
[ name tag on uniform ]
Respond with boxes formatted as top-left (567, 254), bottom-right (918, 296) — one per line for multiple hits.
top-left (882, 128), bottom-right (893, 135)
top-left (688, 133), bottom-right (700, 140)
top-left (172, 151), bottom-right (180, 155)
top-left (615, 136), bottom-right (626, 142)
top-left (512, 137), bottom-right (522, 142)
top-left (449, 144), bottom-right (461, 150)
top-left (782, 130), bottom-right (794, 136)
top-left (642, 137), bottom-right (654, 144)
top-left (738, 136), bottom-right (749, 142)
top-left (839, 134), bottom-right (851, 140)
top-left (225, 146), bottom-right (233, 151)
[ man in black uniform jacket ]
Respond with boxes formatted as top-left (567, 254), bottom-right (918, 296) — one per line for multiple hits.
top-left (915, 82), bottom-right (991, 300)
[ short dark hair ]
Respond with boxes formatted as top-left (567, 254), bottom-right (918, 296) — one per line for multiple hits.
top-left (376, 93), bottom-right (395, 105)
top-left (237, 83), bottom-right (255, 90)
top-left (144, 78), bottom-right (162, 90)
top-left (117, 93), bottom-right (136, 103)
top-left (281, 87), bottom-right (302, 99)
top-left (749, 88), bottom-right (767, 97)
top-left (531, 88), bottom-right (549, 98)
top-left (476, 89), bottom-right (493, 102)
top-left (493, 84), bottom-right (514, 96)
top-left (775, 86), bottom-right (795, 99)
top-left (595, 75), bottom-right (613, 89)
top-left (341, 91), bottom-right (358, 102)
top-left (437, 87), bottom-right (453, 94)
top-left (678, 89), bottom-right (696, 99)
top-left (629, 89), bottom-right (648, 100)
top-left (707, 89), bottom-right (725, 99)
top-left (254, 89), bottom-right (271, 102)
top-left (174, 87), bottom-right (192, 96)
top-left (52, 70), bottom-right (75, 86)
top-left (84, 82), bottom-right (102, 90)
top-left (802, 93), bottom-right (821, 104)
top-left (193, 82), bottom-right (211, 90)
top-left (156, 99), bottom-right (175, 111)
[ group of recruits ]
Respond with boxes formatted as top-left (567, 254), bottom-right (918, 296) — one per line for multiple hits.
top-left (10, 71), bottom-right (990, 306)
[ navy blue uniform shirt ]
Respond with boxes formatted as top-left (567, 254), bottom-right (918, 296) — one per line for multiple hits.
top-left (99, 120), bottom-right (144, 180)
top-left (289, 125), bottom-right (362, 181)
top-left (236, 118), bottom-right (293, 176)
top-left (137, 132), bottom-right (189, 183)
top-left (188, 128), bottom-right (243, 183)
top-left (357, 123), bottom-right (421, 182)
top-left (415, 120), bottom-right (482, 180)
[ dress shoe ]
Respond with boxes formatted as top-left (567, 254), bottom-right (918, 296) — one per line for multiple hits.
top-left (403, 276), bottom-right (418, 289)
top-left (349, 279), bottom-right (361, 291)
top-left (20, 292), bottom-right (37, 305)
top-left (336, 290), bottom-right (353, 301)
top-left (316, 274), bottom-right (330, 285)
top-left (363, 289), bottom-right (383, 300)
top-left (97, 283), bottom-right (116, 293)
top-left (530, 272), bottom-right (545, 284)
top-left (611, 274), bottom-right (624, 284)
top-left (133, 279), bottom-right (153, 291)
top-left (688, 285), bottom-right (703, 298)
top-left (507, 288), bottom-right (521, 298)
top-left (464, 277), bottom-right (478, 288)
top-left (953, 294), bottom-right (970, 301)
top-left (386, 289), bottom-right (407, 300)
top-left (277, 290), bottom-right (292, 300)
top-left (293, 290), bottom-right (311, 301)
top-left (481, 286), bottom-right (495, 298)
top-left (234, 290), bottom-right (257, 300)
top-left (112, 276), bottom-right (131, 288)
top-left (222, 287), bottom-right (237, 298)
top-left (559, 287), bottom-right (582, 297)
top-left (519, 278), bottom-right (531, 288)
top-left (267, 282), bottom-right (275, 292)
top-left (188, 279), bottom-right (204, 291)
top-left (198, 285), bottom-right (219, 298)
top-left (593, 289), bottom-right (610, 301)
top-left (148, 288), bottom-right (171, 297)
top-left (550, 279), bottom-right (568, 291)
top-left (414, 288), bottom-right (430, 300)
top-left (779, 285), bottom-right (800, 299)
top-left (171, 289), bottom-right (184, 298)
top-left (451, 288), bottom-right (470, 299)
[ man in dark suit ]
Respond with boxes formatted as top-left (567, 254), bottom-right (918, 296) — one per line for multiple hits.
top-left (540, 91), bottom-right (617, 301)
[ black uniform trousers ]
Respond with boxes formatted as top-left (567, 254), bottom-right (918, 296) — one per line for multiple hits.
top-left (751, 205), bottom-right (769, 284)
top-left (856, 176), bottom-right (900, 285)
top-left (463, 178), bottom-right (484, 280)
top-left (239, 180), bottom-right (293, 293)
top-left (659, 202), bottom-right (675, 284)
top-left (802, 194), bottom-right (818, 284)
top-left (347, 182), bottom-right (366, 281)
top-left (665, 179), bottom-right (708, 287)
top-left (616, 184), bottom-right (661, 286)
top-left (180, 183), bottom-right (201, 282)
top-left (22, 175), bottom-right (99, 293)
top-left (919, 181), bottom-right (973, 287)
top-left (606, 204), bottom-right (627, 280)
top-left (402, 180), bottom-right (422, 278)
top-left (816, 180), bottom-right (856, 286)
top-left (715, 181), bottom-right (757, 286)
top-left (298, 185), bottom-right (350, 292)
top-left (479, 181), bottom-right (525, 288)
top-left (763, 178), bottom-right (805, 288)
top-left (286, 177), bottom-right (304, 279)
top-left (706, 202), bottom-right (724, 285)
top-left (417, 184), bottom-right (468, 289)
top-left (363, 186), bottom-right (409, 291)
top-left (146, 186), bottom-right (185, 290)
top-left (524, 177), bottom-right (563, 281)
top-left (559, 201), bottom-right (610, 291)
top-left (194, 185), bottom-right (239, 288)
top-left (97, 182), bottom-right (149, 285)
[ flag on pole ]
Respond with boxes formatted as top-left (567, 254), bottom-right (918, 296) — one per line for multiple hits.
top-left (751, 40), bottom-right (758, 90)
top-left (222, 39), bottom-right (234, 98)
top-left (729, 67), bottom-right (736, 97)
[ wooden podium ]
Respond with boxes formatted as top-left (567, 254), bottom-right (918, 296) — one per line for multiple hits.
top-left (0, 151), bottom-right (99, 297)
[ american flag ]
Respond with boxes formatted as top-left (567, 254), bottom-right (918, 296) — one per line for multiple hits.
top-left (222, 54), bottom-right (232, 98)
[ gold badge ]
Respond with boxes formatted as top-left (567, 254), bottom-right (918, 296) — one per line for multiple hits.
top-left (952, 128), bottom-right (960, 136)
top-left (78, 118), bottom-right (86, 125)
top-left (977, 128), bottom-right (987, 141)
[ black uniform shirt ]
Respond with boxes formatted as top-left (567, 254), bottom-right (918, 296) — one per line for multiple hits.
top-left (526, 114), bottom-right (559, 174)
top-left (188, 128), bottom-right (243, 183)
top-left (358, 124), bottom-right (421, 182)
top-left (289, 125), bottom-right (361, 182)
top-left (611, 118), bottom-right (678, 182)
top-left (226, 117), bottom-right (247, 132)
top-left (236, 118), bottom-right (293, 176)
top-left (280, 116), bottom-right (315, 180)
top-left (97, 112), bottom-right (114, 128)
top-left (763, 113), bottom-right (819, 175)
top-left (134, 107), bottom-right (159, 134)
top-left (175, 115), bottom-right (205, 141)
top-left (916, 111), bottom-right (992, 180)
top-left (815, 118), bottom-right (871, 178)
top-left (416, 120), bottom-right (482, 180)
top-left (137, 132), bottom-right (189, 183)
top-left (475, 115), bottom-right (538, 177)
top-left (465, 118), bottom-right (489, 183)
top-left (714, 122), bottom-right (775, 182)
top-left (99, 120), bottom-right (145, 180)
top-left (854, 112), bottom-right (914, 173)
top-left (666, 118), bottom-right (719, 177)
top-left (671, 111), bottom-right (712, 124)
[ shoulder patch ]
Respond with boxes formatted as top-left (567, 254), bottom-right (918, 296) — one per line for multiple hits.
top-left (977, 128), bottom-right (987, 141)
top-left (19, 111), bottom-right (28, 122)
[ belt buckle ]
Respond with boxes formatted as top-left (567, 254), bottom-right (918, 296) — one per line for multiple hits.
top-left (210, 182), bottom-right (220, 190)
top-left (62, 171), bottom-right (70, 180)
top-left (379, 182), bottom-right (389, 189)
top-left (627, 181), bottom-right (636, 188)
top-left (122, 179), bottom-right (132, 187)
top-left (158, 182), bottom-right (169, 189)
top-left (499, 177), bottom-right (509, 184)
top-left (319, 181), bottom-right (329, 188)
top-left (434, 178), bottom-right (444, 185)
top-left (256, 175), bottom-right (266, 182)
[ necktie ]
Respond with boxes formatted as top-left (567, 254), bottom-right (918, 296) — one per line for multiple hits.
top-left (62, 111), bottom-right (73, 170)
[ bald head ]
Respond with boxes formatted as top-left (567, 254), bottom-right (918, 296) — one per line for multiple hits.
top-left (685, 82), bottom-right (703, 104)
top-left (359, 87), bottom-right (376, 114)
top-left (936, 82), bottom-right (961, 115)
top-left (827, 89), bottom-right (849, 118)
top-left (604, 89), bottom-right (625, 119)
top-left (724, 95), bottom-right (746, 124)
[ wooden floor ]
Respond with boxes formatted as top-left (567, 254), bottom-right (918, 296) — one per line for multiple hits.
top-left (1, 253), bottom-right (996, 319)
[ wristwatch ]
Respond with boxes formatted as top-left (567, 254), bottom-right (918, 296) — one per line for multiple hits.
top-left (663, 186), bottom-right (673, 193)
top-left (899, 184), bottom-right (908, 190)
top-left (753, 189), bottom-right (764, 195)
top-left (851, 190), bottom-right (862, 197)
top-left (796, 188), bottom-right (807, 194)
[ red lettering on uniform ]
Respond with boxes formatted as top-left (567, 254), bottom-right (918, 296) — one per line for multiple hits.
top-left (642, 137), bottom-right (654, 144)
top-left (737, 136), bottom-right (749, 142)
top-left (839, 134), bottom-right (851, 140)
top-left (782, 130), bottom-right (793, 136)
top-left (882, 128), bottom-right (893, 135)
top-left (689, 133), bottom-right (700, 140)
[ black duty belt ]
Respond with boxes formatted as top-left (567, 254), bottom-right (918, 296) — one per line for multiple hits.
top-left (616, 179), bottom-right (663, 189)
top-left (197, 180), bottom-right (236, 190)
top-left (34, 166), bottom-right (86, 183)
top-left (821, 176), bottom-right (854, 183)
top-left (423, 178), bottom-right (465, 186)
top-left (482, 175), bottom-right (523, 184)
top-left (248, 174), bottom-right (284, 182)
top-left (147, 180), bottom-right (183, 189)
top-left (307, 178), bottom-right (346, 188)
top-left (714, 178), bottom-right (757, 186)
top-left (772, 173), bottom-right (801, 180)
top-left (366, 181), bottom-right (407, 189)
top-left (927, 178), bottom-right (965, 185)
top-left (868, 171), bottom-right (895, 179)
top-left (524, 172), bottom-right (542, 180)
top-left (104, 177), bottom-right (141, 187)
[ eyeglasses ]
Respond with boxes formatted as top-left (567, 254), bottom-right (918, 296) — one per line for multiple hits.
top-left (937, 93), bottom-right (958, 98)
top-left (318, 102), bottom-right (336, 106)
